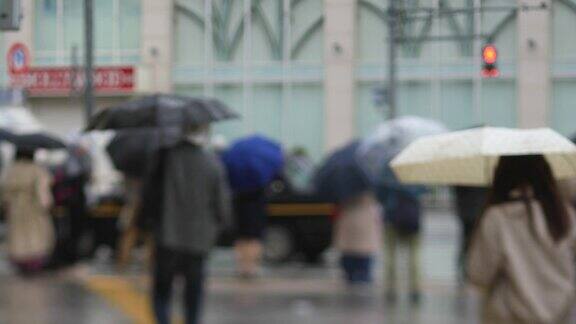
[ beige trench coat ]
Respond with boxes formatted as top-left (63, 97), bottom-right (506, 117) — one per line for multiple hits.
top-left (334, 192), bottom-right (382, 255)
top-left (2, 161), bottom-right (54, 261)
top-left (467, 200), bottom-right (576, 324)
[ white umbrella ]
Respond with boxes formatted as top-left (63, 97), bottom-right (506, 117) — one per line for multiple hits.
top-left (391, 127), bottom-right (576, 186)
top-left (359, 116), bottom-right (447, 180)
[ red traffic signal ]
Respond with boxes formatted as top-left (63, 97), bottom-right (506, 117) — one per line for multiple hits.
top-left (481, 44), bottom-right (499, 78)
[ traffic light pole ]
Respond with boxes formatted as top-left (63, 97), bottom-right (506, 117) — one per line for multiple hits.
top-left (387, 2), bottom-right (398, 120)
top-left (385, 3), bottom-right (547, 122)
top-left (83, 0), bottom-right (95, 126)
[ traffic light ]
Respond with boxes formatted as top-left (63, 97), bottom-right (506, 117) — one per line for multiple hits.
top-left (0, 0), bottom-right (22, 31)
top-left (481, 44), bottom-right (499, 78)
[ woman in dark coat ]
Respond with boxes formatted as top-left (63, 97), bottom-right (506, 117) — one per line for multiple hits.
top-left (234, 188), bottom-right (267, 278)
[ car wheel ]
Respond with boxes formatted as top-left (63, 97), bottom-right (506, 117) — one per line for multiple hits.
top-left (263, 225), bottom-right (294, 263)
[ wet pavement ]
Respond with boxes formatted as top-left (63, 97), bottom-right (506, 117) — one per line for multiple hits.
top-left (0, 211), bottom-right (568, 324)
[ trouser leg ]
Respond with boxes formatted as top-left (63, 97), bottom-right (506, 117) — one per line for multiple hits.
top-left (183, 254), bottom-right (206, 324)
top-left (359, 255), bottom-right (373, 283)
top-left (384, 226), bottom-right (398, 293)
top-left (340, 254), bottom-right (354, 284)
top-left (407, 233), bottom-right (421, 293)
top-left (153, 247), bottom-right (178, 324)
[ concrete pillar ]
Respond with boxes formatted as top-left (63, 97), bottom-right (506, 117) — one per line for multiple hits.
top-left (141, 0), bottom-right (174, 93)
top-left (323, 0), bottom-right (357, 151)
top-left (517, 0), bottom-right (551, 128)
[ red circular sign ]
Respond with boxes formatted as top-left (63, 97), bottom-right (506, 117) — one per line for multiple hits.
top-left (7, 43), bottom-right (30, 75)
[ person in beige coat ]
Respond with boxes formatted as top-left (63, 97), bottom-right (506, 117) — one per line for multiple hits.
top-left (2, 148), bottom-right (54, 274)
top-left (467, 155), bottom-right (576, 324)
top-left (334, 191), bottom-right (382, 285)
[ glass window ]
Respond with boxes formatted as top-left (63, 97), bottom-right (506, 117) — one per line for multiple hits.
top-left (552, 1), bottom-right (576, 60)
top-left (481, 80), bottom-right (516, 127)
top-left (174, 0), bottom-right (205, 65)
top-left (94, 0), bottom-right (114, 51)
top-left (35, 0), bottom-right (58, 52)
top-left (120, 0), bottom-right (142, 51)
top-left (398, 81), bottom-right (433, 118)
top-left (285, 84), bottom-right (324, 161)
top-left (291, 0), bottom-right (323, 62)
top-left (439, 80), bottom-right (475, 130)
top-left (356, 82), bottom-right (386, 137)
top-left (213, 0), bottom-right (244, 63)
top-left (251, 0), bottom-right (282, 63)
top-left (34, 0), bottom-right (141, 65)
top-left (63, 0), bottom-right (83, 56)
top-left (173, 0), bottom-right (326, 158)
top-left (552, 80), bottom-right (576, 136)
top-left (213, 84), bottom-right (245, 140)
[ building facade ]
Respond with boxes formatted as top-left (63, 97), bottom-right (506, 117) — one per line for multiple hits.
top-left (1, 0), bottom-right (575, 160)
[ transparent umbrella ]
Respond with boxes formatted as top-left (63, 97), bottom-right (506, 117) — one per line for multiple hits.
top-left (358, 116), bottom-right (447, 183)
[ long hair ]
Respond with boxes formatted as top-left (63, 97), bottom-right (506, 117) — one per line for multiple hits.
top-left (486, 155), bottom-right (569, 242)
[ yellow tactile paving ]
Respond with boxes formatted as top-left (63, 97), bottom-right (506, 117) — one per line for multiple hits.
top-left (84, 275), bottom-right (154, 324)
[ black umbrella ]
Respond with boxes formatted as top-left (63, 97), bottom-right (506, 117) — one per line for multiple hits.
top-left (0, 129), bottom-right (18, 142)
top-left (86, 94), bottom-right (240, 131)
top-left (0, 129), bottom-right (66, 150)
top-left (106, 127), bottom-right (181, 178)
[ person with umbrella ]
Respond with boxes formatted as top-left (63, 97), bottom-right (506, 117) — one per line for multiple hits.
top-left (315, 141), bottom-right (382, 286)
top-left (375, 168), bottom-right (426, 304)
top-left (358, 116), bottom-right (446, 302)
top-left (0, 132), bottom-right (65, 275)
top-left (138, 124), bottom-right (232, 324)
top-left (469, 156), bottom-right (576, 324)
top-left (391, 127), bottom-right (576, 324)
top-left (222, 135), bottom-right (284, 279)
top-left (49, 144), bottom-right (92, 267)
top-left (108, 127), bottom-right (180, 271)
top-left (88, 94), bottom-right (238, 324)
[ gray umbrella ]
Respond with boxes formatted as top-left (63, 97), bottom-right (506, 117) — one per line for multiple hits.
top-left (86, 94), bottom-right (240, 131)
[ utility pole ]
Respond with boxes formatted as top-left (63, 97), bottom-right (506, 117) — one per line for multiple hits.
top-left (387, 1), bottom-right (398, 120)
top-left (70, 45), bottom-right (79, 112)
top-left (83, 0), bottom-right (95, 126)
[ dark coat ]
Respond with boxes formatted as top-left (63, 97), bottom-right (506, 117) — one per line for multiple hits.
top-left (138, 142), bottom-right (232, 254)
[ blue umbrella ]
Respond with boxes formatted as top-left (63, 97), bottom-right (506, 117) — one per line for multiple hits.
top-left (314, 141), bottom-right (373, 203)
top-left (222, 135), bottom-right (284, 192)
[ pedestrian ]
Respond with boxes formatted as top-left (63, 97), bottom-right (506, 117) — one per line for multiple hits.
top-left (116, 176), bottom-right (146, 270)
top-left (378, 178), bottom-right (425, 304)
top-left (233, 188), bottom-right (267, 279)
top-left (2, 148), bottom-right (55, 275)
top-left (452, 185), bottom-right (487, 281)
top-left (139, 125), bottom-right (231, 324)
top-left (334, 191), bottom-right (382, 286)
top-left (222, 135), bottom-right (283, 279)
top-left (467, 155), bottom-right (576, 324)
top-left (285, 146), bottom-right (314, 193)
top-left (50, 146), bottom-right (91, 267)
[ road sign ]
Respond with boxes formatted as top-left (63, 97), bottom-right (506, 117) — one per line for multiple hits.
top-left (7, 42), bottom-right (30, 75)
top-left (372, 86), bottom-right (389, 107)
